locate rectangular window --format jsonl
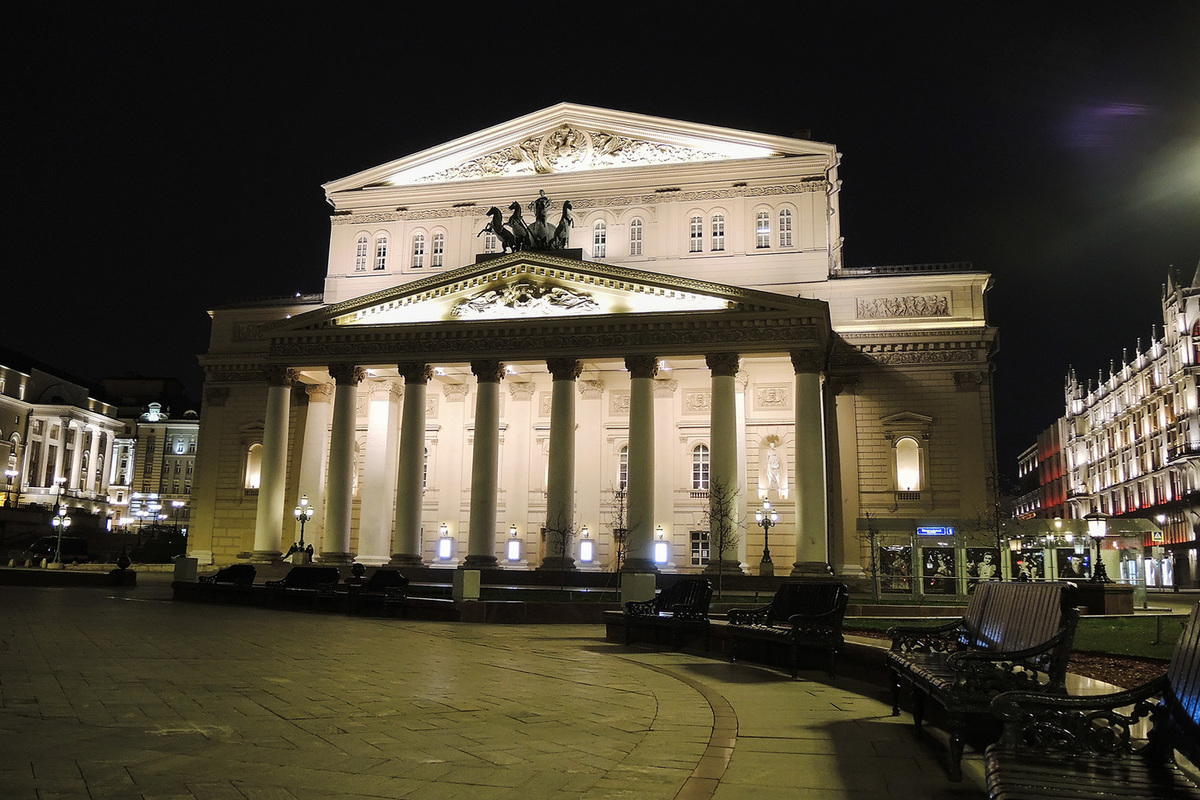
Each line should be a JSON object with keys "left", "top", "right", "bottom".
{"left": 689, "top": 217, "right": 703, "bottom": 252}
{"left": 690, "top": 530, "right": 709, "bottom": 566}
{"left": 432, "top": 234, "right": 444, "bottom": 268}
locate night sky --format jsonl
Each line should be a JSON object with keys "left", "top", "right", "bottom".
{"left": 9, "top": 3, "right": 1199, "bottom": 485}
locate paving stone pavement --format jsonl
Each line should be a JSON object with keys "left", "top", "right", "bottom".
{"left": 0, "top": 579, "right": 986, "bottom": 799}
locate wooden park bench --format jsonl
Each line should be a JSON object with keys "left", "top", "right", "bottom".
{"left": 344, "top": 568, "right": 409, "bottom": 615}
{"left": 985, "top": 600, "right": 1200, "bottom": 799}
{"left": 263, "top": 565, "right": 342, "bottom": 608}
{"left": 623, "top": 577, "right": 713, "bottom": 650}
{"left": 726, "top": 581, "right": 849, "bottom": 679}
{"left": 886, "top": 581, "right": 1079, "bottom": 781}
{"left": 196, "top": 563, "right": 256, "bottom": 601}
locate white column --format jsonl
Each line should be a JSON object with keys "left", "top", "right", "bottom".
{"left": 438, "top": 383, "right": 470, "bottom": 561}
{"left": 52, "top": 418, "right": 67, "bottom": 488}
{"left": 295, "top": 383, "right": 334, "bottom": 553}
{"left": 734, "top": 371, "right": 749, "bottom": 568}
{"left": 86, "top": 427, "right": 100, "bottom": 495}
{"left": 322, "top": 364, "right": 363, "bottom": 564}
{"left": 955, "top": 371, "right": 990, "bottom": 516}
{"left": 706, "top": 353, "right": 743, "bottom": 575}
{"left": 791, "top": 350, "right": 832, "bottom": 575}
{"left": 575, "top": 380, "right": 605, "bottom": 565}
{"left": 465, "top": 359, "right": 503, "bottom": 569}
{"left": 831, "top": 376, "right": 865, "bottom": 577}
{"left": 623, "top": 355, "right": 658, "bottom": 572}
{"left": 540, "top": 359, "right": 580, "bottom": 570}
{"left": 392, "top": 363, "right": 432, "bottom": 566}
{"left": 504, "top": 379, "right": 535, "bottom": 566}
{"left": 358, "top": 380, "right": 402, "bottom": 565}
{"left": 251, "top": 367, "right": 295, "bottom": 559}
{"left": 68, "top": 421, "right": 85, "bottom": 491}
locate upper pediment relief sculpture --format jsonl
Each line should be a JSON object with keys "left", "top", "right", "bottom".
{"left": 419, "top": 125, "right": 727, "bottom": 182}
{"left": 451, "top": 281, "right": 600, "bottom": 319}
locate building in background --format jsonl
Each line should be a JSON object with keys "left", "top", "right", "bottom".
{"left": 191, "top": 104, "right": 998, "bottom": 595}
{"left": 1023, "top": 265, "right": 1200, "bottom": 589}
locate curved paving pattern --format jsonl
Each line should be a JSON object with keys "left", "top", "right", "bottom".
{"left": 0, "top": 580, "right": 988, "bottom": 798}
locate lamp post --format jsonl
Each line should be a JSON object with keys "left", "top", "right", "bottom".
{"left": 293, "top": 494, "right": 314, "bottom": 549}
{"left": 4, "top": 469, "right": 17, "bottom": 507}
{"left": 49, "top": 505, "right": 71, "bottom": 569}
{"left": 755, "top": 499, "right": 778, "bottom": 577}
{"left": 1086, "top": 511, "right": 1111, "bottom": 583}
{"left": 171, "top": 499, "right": 185, "bottom": 533}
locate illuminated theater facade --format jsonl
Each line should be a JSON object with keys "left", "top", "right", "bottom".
{"left": 190, "top": 104, "right": 997, "bottom": 588}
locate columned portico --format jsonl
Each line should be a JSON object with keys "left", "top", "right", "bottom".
{"left": 464, "top": 359, "right": 503, "bottom": 569}
{"left": 790, "top": 351, "right": 832, "bottom": 575}
{"left": 540, "top": 358, "right": 581, "bottom": 570}
{"left": 623, "top": 355, "right": 658, "bottom": 572}
{"left": 322, "top": 364, "right": 363, "bottom": 564}
{"left": 251, "top": 367, "right": 295, "bottom": 560}
{"left": 392, "top": 363, "right": 432, "bottom": 566}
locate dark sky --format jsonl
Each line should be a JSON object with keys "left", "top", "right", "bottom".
{"left": 8, "top": 3, "right": 1199, "bottom": 485}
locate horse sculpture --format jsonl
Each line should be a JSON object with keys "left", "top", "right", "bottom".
{"left": 507, "top": 201, "right": 533, "bottom": 251}
{"left": 551, "top": 200, "right": 573, "bottom": 249}
{"left": 478, "top": 207, "right": 520, "bottom": 253}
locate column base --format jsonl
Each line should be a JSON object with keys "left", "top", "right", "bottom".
{"left": 389, "top": 553, "right": 426, "bottom": 568}
{"left": 462, "top": 554, "right": 498, "bottom": 569}
{"left": 836, "top": 563, "right": 867, "bottom": 579}
{"left": 537, "top": 556, "right": 577, "bottom": 571}
{"left": 758, "top": 559, "right": 775, "bottom": 577}
{"left": 704, "top": 559, "right": 745, "bottom": 576}
{"left": 247, "top": 550, "right": 283, "bottom": 564}
{"left": 791, "top": 561, "right": 834, "bottom": 577}
{"left": 318, "top": 551, "right": 356, "bottom": 565}
{"left": 621, "top": 557, "right": 659, "bottom": 573}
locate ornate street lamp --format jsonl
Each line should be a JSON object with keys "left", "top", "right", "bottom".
{"left": 1085, "top": 511, "right": 1111, "bottom": 583}
{"left": 171, "top": 499, "right": 185, "bottom": 533}
{"left": 755, "top": 499, "right": 778, "bottom": 576}
{"left": 293, "top": 494, "right": 314, "bottom": 549}
{"left": 49, "top": 505, "right": 71, "bottom": 569}
{"left": 4, "top": 469, "right": 17, "bottom": 507}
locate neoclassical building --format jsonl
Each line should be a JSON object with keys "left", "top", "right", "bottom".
{"left": 190, "top": 104, "right": 997, "bottom": 589}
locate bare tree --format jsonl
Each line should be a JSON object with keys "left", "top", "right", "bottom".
{"left": 701, "top": 475, "right": 742, "bottom": 598}
{"left": 540, "top": 509, "right": 577, "bottom": 591}
{"left": 606, "top": 487, "right": 630, "bottom": 574}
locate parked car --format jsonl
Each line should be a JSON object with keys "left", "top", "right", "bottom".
{"left": 22, "top": 535, "right": 90, "bottom": 564}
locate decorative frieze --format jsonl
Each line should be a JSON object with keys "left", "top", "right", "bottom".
{"left": 610, "top": 392, "right": 631, "bottom": 415}
{"left": 856, "top": 294, "right": 950, "bottom": 319}
{"left": 754, "top": 384, "right": 791, "bottom": 411}
{"left": 684, "top": 391, "right": 711, "bottom": 413}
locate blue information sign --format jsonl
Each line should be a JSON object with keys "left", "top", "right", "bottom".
{"left": 916, "top": 526, "right": 955, "bottom": 537}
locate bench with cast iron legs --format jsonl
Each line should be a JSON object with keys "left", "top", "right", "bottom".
{"left": 726, "top": 581, "right": 849, "bottom": 679}
{"left": 985, "top": 600, "right": 1200, "bottom": 799}
{"left": 623, "top": 577, "right": 713, "bottom": 650}
{"left": 886, "top": 581, "right": 1079, "bottom": 781}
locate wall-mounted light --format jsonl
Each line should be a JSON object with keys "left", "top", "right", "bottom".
{"left": 437, "top": 522, "right": 454, "bottom": 561}
{"left": 506, "top": 524, "right": 521, "bottom": 562}
{"left": 579, "top": 525, "right": 593, "bottom": 564}
{"left": 653, "top": 525, "right": 669, "bottom": 565}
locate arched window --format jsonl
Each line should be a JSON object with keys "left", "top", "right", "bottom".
{"left": 374, "top": 236, "right": 388, "bottom": 270}
{"left": 79, "top": 452, "right": 89, "bottom": 489}
{"left": 711, "top": 214, "right": 725, "bottom": 251}
{"left": 692, "top": 444, "right": 710, "bottom": 491}
{"left": 618, "top": 445, "right": 629, "bottom": 490}
{"left": 629, "top": 218, "right": 643, "bottom": 256}
{"left": 755, "top": 211, "right": 771, "bottom": 248}
{"left": 593, "top": 221, "right": 607, "bottom": 258}
{"left": 896, "top": 437, "right": 921, "bottom": 491}
{"left": 244, "top": 443, "right": 263, "bottom": 489}
{"left": 411, "top": 233, "right": 425, "bottom": 269}
{"left": 778, "top": 209, "right": 793, "bottom": 247}
{"left": 431, "top": 232, "right": 445, "bottom": 268}
{"left": 689, "top": 215, "right": 703, "bottom": 252}
{"left": 354, "top": 235, "right": 369, "bottom": 272}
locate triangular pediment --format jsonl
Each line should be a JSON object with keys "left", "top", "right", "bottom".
{"left": 266, "top": 252, "right": 824, "bottom": 334}
{"left": 324, "top": 103, "right": 835, "bottom": 193}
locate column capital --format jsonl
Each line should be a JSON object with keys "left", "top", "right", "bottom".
{"left": 398, "top": 362, "right": 434, "bottom": 384}
{"left": 263, "top": 366, "right": 299, "bottom": 387}
{"left": 305, "top": 383, "right": 334, "bottom": 403}
{"left": 547, "top": 358, "right": 583, "bottom": 381}
{"left": 790, "top": 349, "right": 825, "bottom": 374}
{"left": 328, "top": 364, "right": 366, "bottom": 385}
{"left": 705, "top": 353, "right": 740, "bottom": 377}
{"left": 625, "top": 355, "right": 659, "bottom": 380}
{"left": 368, "top": 379, "right": 403, "bottom": 403}
{"left": 954, "top": 370, "right": 985, "bottom": 390}
{"left": 204, "top": 387, "right": 230, "bottom": 407}
{"left": 471, "top": 360, "right": 506, "bottom": 383}
{"left": 508, "top": 381, "right": 536, "bottom": 400}
{"left": 827, "top": 374, "right": 859, "bottom": 396}
{"left": 578, "top": 379, "right": 605, "bottom": 398}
